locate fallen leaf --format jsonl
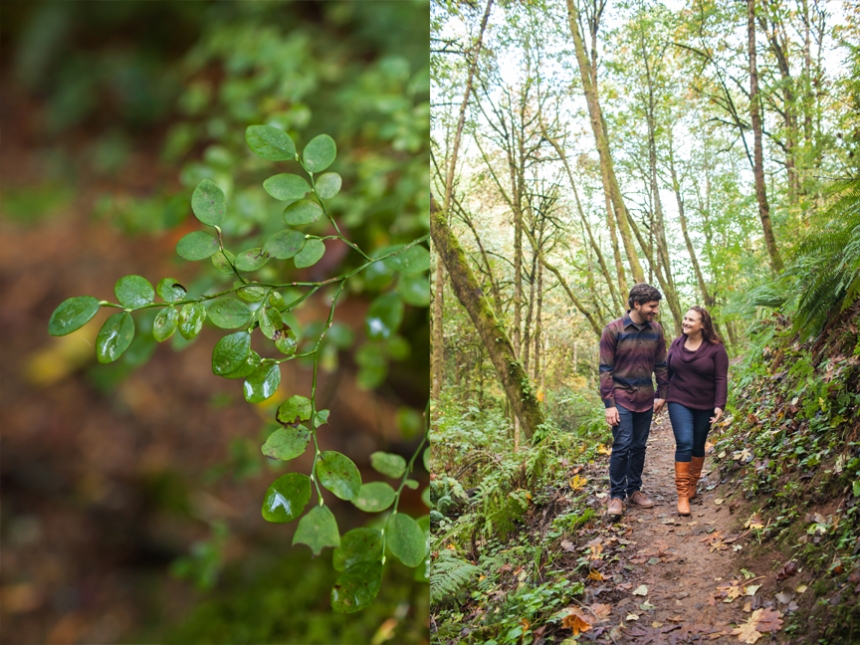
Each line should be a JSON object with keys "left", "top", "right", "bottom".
{"left": 640, "top": 601, "right": 656, "bottom": 610}
{"left": 743, "top": 601, "right": 752, "bottom": 612}
{"left": 652, "top": 621, "right": 664, "bottom": 628}
{"left": 745, "top": 513, "right": 764, "bottom": 530}
{"left": 588, "top": 569, "right": 604, "bottom": 582}
{"left": 626, "top": 613, "right": 639, "bottom": 621}
{"left": 597, "top": 444, "right": 612, "bottom": 455}
{"left": 632, "top": 585, "right": 648, "bottom": 596}
{"left": 570, "top": 475, "right": 588, "bottom": 491}
{"left": 753, "top": 607, "right": 783, "bottom": 633}
{"left": 561, "top": 608, "right": 591, "bottom": 636}
{"left": 796, "top": 584, "right": 807, "bottom": 594}
{"left": 715, "top": 498, "right": 724, "bottom": 505}
{"left": 588, "top": 603, "right": 612, "bottom": 622}
{"left": 775, "top": 591, "right": 795, "bottom": 604}
{"left": 776, "top": 561, "right": 798, "bottom": 580}
{"left": 744, "top": 584, "right": 762, "bottom": 596}
{"left": 561, "top": 539, "right": 576, "bottom": 552}
{"left": 733, "top": 621, "right": 763, "bottom": 644}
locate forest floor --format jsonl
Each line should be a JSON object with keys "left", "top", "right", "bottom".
{"left": 572, "top": 415, "right": 789, "bottom": 645}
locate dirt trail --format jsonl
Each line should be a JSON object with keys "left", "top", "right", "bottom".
{"left": 592, "top": 414, "right": 754, "bottom": 644}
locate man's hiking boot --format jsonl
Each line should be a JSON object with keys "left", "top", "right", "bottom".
{"left": 628, "top": 491, "right": 654, "bottom": 508}
{"left": 607, "top": 497, "right": 624, "bottom": 521}
{"left": 675, "top": 462, "right": 691, "bottom": 516}
{"left": 688, "top": 456, "right": 705, "bottom": 500}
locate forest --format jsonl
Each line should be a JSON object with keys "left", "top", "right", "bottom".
{"left": 429, "top": 0, "right": 859, "bottom": 644}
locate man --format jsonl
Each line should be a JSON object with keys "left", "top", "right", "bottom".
{"left": 599, "top": 283, "right": 669, "bottom": 520}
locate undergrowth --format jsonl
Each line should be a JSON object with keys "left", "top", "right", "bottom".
{"left": 710, "top": 307, "right": 860, "bottom": 644}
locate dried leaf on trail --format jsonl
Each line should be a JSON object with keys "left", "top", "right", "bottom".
{"left": 569, "top": 474, "right": 588, "bottom": 491}
{"left": 626, "top": 613, "right": 639, "bottom": 621}
{"left": 753, "top": 607, "right": 783, "bottom": 633}
{"left": 733, "top": 620, "right": 764, "bottom": 644}
{"left": 745, "top": 513, "right": 765, "bottom": 530}
{"left": 561, "top": 607, "right": 591, "bottom": 635}
{"left": 632, "top": 584, "right": 648, "bottom": 596}
{"left": 560, "top": 539, "right": 576, "bottom": 552}
{"left": 775, "top": 591, "right": 795, "bottom": 604}
{"left": 588, "top": 569, "right": 604, "bottom": 582}
{"left": 716, "top": 580, "right": 744, "bottom": 602}
{"left": 597, "top": 444, "right": 612, "bottom": 455}
{"left": 588, "top": 603, "right": 612, "bottom": 621}
{"left": 744, "top": 584, "right": 761, "bottom": 596}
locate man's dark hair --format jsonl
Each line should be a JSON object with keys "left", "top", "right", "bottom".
{"left": 628, "top": 283, "right": 662, "bottom": 310}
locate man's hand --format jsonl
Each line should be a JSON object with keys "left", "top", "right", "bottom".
{"left": 653, "top": 398, "right": 665, "bottom": 414}
{"left": 710, "top": 407, "right": 723, "bottom": 424}
{"left": 605, "top": 407, "right": 620, "bottom": 426}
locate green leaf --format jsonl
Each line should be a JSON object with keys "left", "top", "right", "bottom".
{"left": 268, "top": 291, "right": 288, "bottom": 311}
{"left": 115, "top": 275, "right": 154, "bottom": 309}
{"left": 370, "top": 452, "right": 407, "bottom": 479}
{"left": 294, "top": 239, "right": 325, "bottom": 268}
{"left": 403, "top": 479, "right": 419, "bottom": 490}
{"left": 191, "top": 179, "right": 226, "bottom": 227}
{"left": 264, "top": 229, "right": 306, "bottom": 260}
{"left": 331, "top": 561, "right": 383, "bottom": 614}
{"left": 258, "top": 306, "right": 281, "bottom": 339}
{"left": 261, "top": 473, "right": 311, "bottom": 523}
{"left": 211, "top": 249, "right": 236, "bottom": 274}
{"left": 245, "top": 125, "right": 296, "bottom": 161}
{"left": 313, "top": 409, "right": 330, "bottom": 428}
{"left": 423, "top": 448, "right": 430, "bottom": 472}
{"left": 261, "top": 426, "right": 311, "bottom": 461}
{"left": 263, "top": 173, "right": 311, "bottom": 201}
{"left": 234, "top": 248, "right": 270, "bottom": 272}
{"left": 333, "top": 528, "right": 382, "bottom": 572}
{"left": 363, "top": 259, "right": 394, "bottom": 290}
{"left": 153, "top": 307, "right": 178, "bottom": 342}
{"left": 421, "top": 487, "right": 431, "bottom": 508}
{"left": 48, "top": 296, "right": 100, "bottom": 336}
{"left": 96, "top": 312, "right": 135, "bottom": 363}
{"left": 243, "top": 362, "right": 281, "bottom": 403}
{"left": 383, "top": 244, "right": 430, "bottom": 274}
{"left": 316, "top": 451, "right": 362, "bottom": 501}
{"left": 157, "top": 278, "right": 187, "bottom": 303}
{"left": 854, "top": 480, "right": 860, "bottom": 497}
{"left": 276, "top": 395, "right": 312, "bottom": 425}
{"left": 302, "top": 134, "right": 336, "bottom": 172}
{"left": 237, "top": 284, "right": 266, "bottom": 303}
{"left": 387, "top": 512, "right": 426, "bottom": 567}
{"left": 212, "top": 331, "right": 251, "bottom": 375}
{"left": 274, "top": 327, "right": 298, "bottom": 355}
{"left": 178, "top": 302, "right": 206, "bottom": 340}
{"left": 293, "top": 505, "right": 340, "bottom": 556}
{"left": 177, "top": 231, "right": 220, "bottom": 261}
{"left": 366, "top": 292, "right": 404, "bottom": 340}
{"left": 315, "top": 172, "right": 342, "bottom": 199}
{"left": 353, "top": 482, "right": 396, "bottom": 513}
{"left": 207, "top": 298, "right": 251, "bottom": 329}
{"left": 283, "top": 199, "right": 323, "bottom": 226}
{"left": 223, "top": 350, "right": 261, "bottom": 379}
{"left": 397, "top": 274, "right": 431, "bottom": 307}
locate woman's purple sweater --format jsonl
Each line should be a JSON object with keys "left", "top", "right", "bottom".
{"left": 666, "top": 336, "right": 729, "bottom": 410}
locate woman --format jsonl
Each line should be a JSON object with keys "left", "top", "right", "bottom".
{"left": 667, "top": 306, "right": 728, "bottom": 516}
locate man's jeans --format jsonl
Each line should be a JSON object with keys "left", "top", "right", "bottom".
{"left": 609, "top": 403, "right": 653, "bottom": 500}
{"left": 667, "top": 402, "right": 713, "bottom": 462}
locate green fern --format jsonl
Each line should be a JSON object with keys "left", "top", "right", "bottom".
{"left": 792, "top": 179, "right": 860, "bottom": 338}
{"left": 430, "top": 550, "right": 478, "bottom": 605}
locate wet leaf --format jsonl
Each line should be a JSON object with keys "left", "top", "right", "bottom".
{"left": 115, "top": 275, "right": 154, "bottom": 309}
{"left": 315, "top": 172, "right": 341, "bottom": 199}
{"left": 333, "top": 527, "right": 382, "bottom": 572}
{"left": 222, "top": 350, "right": 260, "bottom": 379}
{"left": 293, "top": 505, "right": 340, "bottom": 555}
{"left": 192, "top": 179, "right": 226, "bottom": 227}
{"left": 157, "top": 278, "right": 186, "bottom": 303}
{"left": 210, "top": 249, "right": 236, "bottom": 274}
{"left": 179, "top": 302, "right": 206, "bottom": 339}
{"left": 153, "top": 307, "right": 178, "bottom": 342}
{"left": 294, "top": 239, "right": 325, "bottom": 268}
{"left": 316, "top": 451, "right": 361, "bottom": 501}
{"left": 261, "top": 426, "right": 311, "bottom": 461}
{"left": 261, "top": 473, "right": 311, "bottom": 523}
{"left": 177, "top": 231, "right": 220, "bottom": 261}
{"left": 263, "top": 173, "right": 311, "bottom": 201}
{"left": 331, "top": 561, "right": 382, "bottom": 614}
{"left": 276, "top": 395, "right": 312, "bottom": 425}
{"left": 96, "top": 312, "right": 135, "bottom": 363}
{"left": 234, "top": 248, "right": 269, "bottom": 272}
{"left": 48, "top": 296, "right": 100, "bottom": 336}
{"left": 382, "top": 244, "right": 430, "bottom": 274}
{"left": 366, "top": 292, "right": 404, "bottom": 340}
{"left": 283, "top": 199, "right": 323, "bottom": 226}
{"left": 246, "top": 124, "right": 295, "bottom": 161}
{"left": 243, "top": 362, "right": 280, "bottom": 402}
{"left": 237, "top": 284, "right": 266, "bottom": 303}
{"left": 212, "top": 331, "right": 251, "bottom": 375}
{"left": 370, "top": 451, "right": 407, "bottom": 479}
{"left": 274, "top": 326, "right": 298, "bottom": 355}
{"left": 207, "top": 298, "right": 251, "bottom": 329}
{"left": 264, "top": 229, "right": 305, "bottom": 260}
{"left": 397, "top": 274, "right": 431, "bottom": 307}
{"left": 387, "top": 512, "right": 426, "bottom": 567}
{"left": 353, "top": 482, "right": 396, "bottom": 513}
{"left": 302, "top": 134, "right": 336, "bottom": 172}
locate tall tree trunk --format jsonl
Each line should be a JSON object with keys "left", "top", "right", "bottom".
{"left": 748, "top": 0, "right": 785, "bottom": 273}
{"left": 523, "top": 245, "right": 537, "bottom": 374}
{"left": 565, "top": 0, "right": 645, "bottom": 285}
{"left": 432, "top": 0, "right": 494, "bottom": 405}
{"left": 534, "top": 260, "right": 543, "bottom": 383}
{"left": 431, "top": 196, "right": 545, "bottom": 437}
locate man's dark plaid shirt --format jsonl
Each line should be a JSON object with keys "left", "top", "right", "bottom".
{"left": 599, "top": 313, "right": 669, "bottom": 413}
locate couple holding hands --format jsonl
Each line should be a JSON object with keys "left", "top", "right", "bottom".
{"left": 599, "top": 284, "right": 728, "bottom": 519}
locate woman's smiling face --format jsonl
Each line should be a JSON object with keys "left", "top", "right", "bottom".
{"left": 682, "top": 309, "right": 703, "bottom": 336}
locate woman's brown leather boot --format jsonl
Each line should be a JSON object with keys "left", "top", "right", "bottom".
{"left": 688, "top": 456, "right": 705, "bottom": 500}
{"left": 675, "top": 462, "right": 691, "bottom": 516}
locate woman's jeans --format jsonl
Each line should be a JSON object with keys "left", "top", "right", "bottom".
{"left": 609, "top": 403, "right": 653, "bottom": 500}
{"left": 668, "top": 402, "right": 713, "bottom": 462}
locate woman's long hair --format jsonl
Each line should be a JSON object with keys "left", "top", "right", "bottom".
{"left": 689, "top": 305, "right": 722, "bottom": 344}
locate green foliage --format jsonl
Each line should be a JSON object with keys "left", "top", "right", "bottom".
{"left": 430, "top": 549, "right": 478, "bottom": 605}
